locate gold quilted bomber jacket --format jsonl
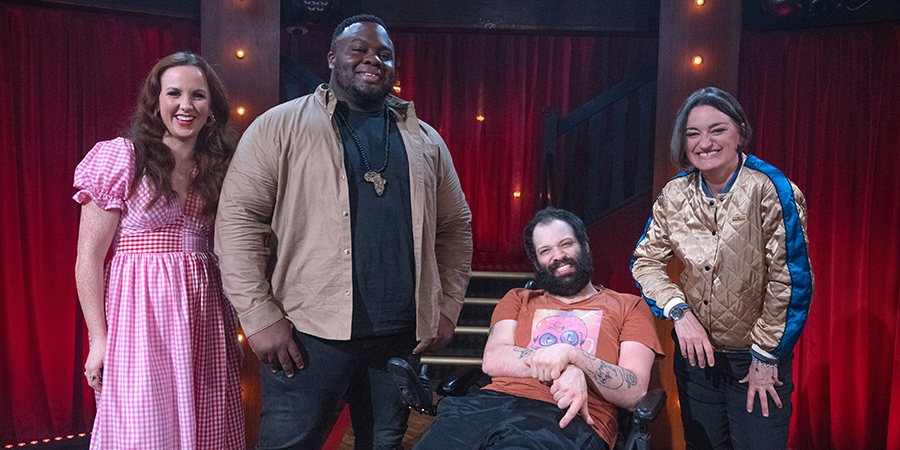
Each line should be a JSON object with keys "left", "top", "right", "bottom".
{"left": 632, "top": 155, "right": 813, "bottom": 359}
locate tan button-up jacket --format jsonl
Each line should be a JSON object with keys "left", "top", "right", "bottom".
{"left": 215, "top": 85, "right": 473, "bottom": 340}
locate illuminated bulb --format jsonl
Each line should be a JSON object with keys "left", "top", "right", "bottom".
{"left": 237, "top": 333, "right": 245, "bottom": 342}
{"left": 696, "top": 0, "right": 704, "bottom": 5}
{"left": 29, "top": 442, "right": 37, "bottom": 446}
{"left": 393, "top": 85, "right": 401, "bottom": 93}
{"left": 476, "top": 115, "right": 485, "bottom": 122}
{"left": 77, "top": 433, "right": 86, "bottom": 437}
{"left": 236, "top": 49, "right": 245, "bottom": 59}
{"left": 513, "top": 191, "right": 521, "bottom": 198}
{"left": 237, "top": 107, "right": 246, "bottom": 116}
{"left": 692, "top": 55, "right": 703, "bottom": 65}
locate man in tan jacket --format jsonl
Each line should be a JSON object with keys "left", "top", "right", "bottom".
{"left": 215, "top": 14, "right": 472, "bottom": 449}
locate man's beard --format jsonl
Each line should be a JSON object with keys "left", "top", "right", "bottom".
{"left": 533, "top": 248, "right": 594, "bottom": 297}
{"left": 333, "top": 67, "right": 393, "bottom": 109}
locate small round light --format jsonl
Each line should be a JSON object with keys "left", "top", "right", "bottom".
{"left": 513, "top": 191, "right": 521, "bottom": 198}
{"left": 393, "top": 86, "right": 401, "bottom": 93}
{"left": 235, "top": 49, "right": 245, "bottom": 59}
{"left": 236, "top": 107, "right": 246, "bottom": 116}
{"left": 696, "top": 0, "right": 705, "bottom": 5}
{"left": 476, "top": 115, "right": 485, "bottom": 122}
{"left": 237, "top": 333, "right": 245, "bottom": 342}
{"left": 692, "top": 55, "right": 703, "bottom": 65}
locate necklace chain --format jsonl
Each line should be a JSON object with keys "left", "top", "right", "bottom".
{"left": 334, "top": 107, "right": 391, "bottom": 174}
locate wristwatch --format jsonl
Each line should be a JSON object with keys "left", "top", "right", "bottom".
{"left": 670, "top": 304, "right": 692, "bottom": 322}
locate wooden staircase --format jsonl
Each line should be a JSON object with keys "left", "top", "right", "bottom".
{"left": 421, "top": 271, "right": 533, "bottom": 370}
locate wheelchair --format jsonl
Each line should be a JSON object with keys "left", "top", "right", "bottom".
{"left": 388, "top": 356, "right": 665, "bottom": 450}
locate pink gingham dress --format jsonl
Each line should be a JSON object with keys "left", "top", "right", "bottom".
{"left": 74, "top": 138, "right": 244, "bottom": 449}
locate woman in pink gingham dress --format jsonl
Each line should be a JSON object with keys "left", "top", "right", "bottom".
{"left": 74, "top": 53, "right": 244, "bottom": 449}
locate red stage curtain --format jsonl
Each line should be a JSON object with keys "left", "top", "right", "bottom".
{"left": 0, "top": 3, "right": 199, "bottom": 443}
{"left": 286, "top": 30, "right": 658, "bottom": 272}
{"left": 386, "top": 31, "right": 659, "bottom": 271}
{"left": 739, "top": 24, "right": 900, "bottom": 449}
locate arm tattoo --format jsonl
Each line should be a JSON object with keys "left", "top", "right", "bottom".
{"left": 593, "top": 360, "right": 638, "bottom": 390}
{"left": 513, "top": 347, "right": 533, "bottom": 359}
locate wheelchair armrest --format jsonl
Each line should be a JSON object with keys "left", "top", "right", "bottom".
{"left": 436, "top": 366, "right": 485, "bottom": 397}
{"left": 632, "top": 388, "right": 666, "bottom": 421}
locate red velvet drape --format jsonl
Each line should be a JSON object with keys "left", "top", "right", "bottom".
{"left": 0, "top": 4, "right": 199, "bottom": 443}
{"left": 5, "top": 3, "right": 897, "bottom": 448}
{"left": 370, "top": 30, "right": 659, "bottom": 271}
{"left": 739, "top": 24, "right": 900, "bottom": 449}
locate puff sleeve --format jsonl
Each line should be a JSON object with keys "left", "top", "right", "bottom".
{"left": 73, "top": 137, "right": 135, "bottom": 211}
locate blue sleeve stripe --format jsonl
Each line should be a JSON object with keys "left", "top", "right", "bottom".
{"left": 744, "top": 155, "right": 814, "bottom": 358}
{"left": 630, "top": 170, "right": 693, "bottom": 320}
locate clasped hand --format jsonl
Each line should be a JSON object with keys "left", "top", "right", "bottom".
{"left": 525, "top": 344, "right": 592, "bottom": 428}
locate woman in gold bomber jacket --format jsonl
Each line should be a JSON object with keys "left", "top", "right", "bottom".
{"left": 631, "top": 87, "right": 813, "bottom": 450}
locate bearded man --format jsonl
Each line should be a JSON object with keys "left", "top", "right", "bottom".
{"left": 215, "top": 14, "right": 473, "bottom": 449}
{"left": 415, "top": 207, "right": 662, "bottom": 450}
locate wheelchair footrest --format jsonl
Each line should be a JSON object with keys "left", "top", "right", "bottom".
{"left": 387, "top": 357, "right": 436, "bottom": 416}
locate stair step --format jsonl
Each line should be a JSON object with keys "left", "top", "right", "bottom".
{"left": 421, "top": 356, "right": 483, "bottom": 366}
{"left": 464, "top": 297, "right": 500, "bottom": 306}
{"left": 453, "top": 326, "right": 490, "bottom": 335}
{"left": 430, "top": 272, "right": 533, "bottom": 367}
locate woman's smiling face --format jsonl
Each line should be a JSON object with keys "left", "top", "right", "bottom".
{"left": 157, "top": 65, "right": 211, "bottom": 146}
{"left": 684, "top": 105, "right": 742, "bottom": 176}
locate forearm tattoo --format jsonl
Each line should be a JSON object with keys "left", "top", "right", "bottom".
{"left": 585, "top": 352, "right": 637, "bottom": 390}
{"left": 513, "top": 347, "right": 533, "bottom": 359}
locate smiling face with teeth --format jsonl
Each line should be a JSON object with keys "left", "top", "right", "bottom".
{"left": 157, "top": 65, "right": 212, "bottom": 149}
{"left": 327, "top": 21, "right": 396, "bottom": 111}
{"left": 684, "top": 105, "right": 743, "bottom": 183}
{"left": 531, "top": 219, "right": 594, "bottom": 297}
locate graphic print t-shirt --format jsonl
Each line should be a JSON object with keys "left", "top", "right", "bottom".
{"left": 483, "top": 288, "right": 663, "bottom": 446}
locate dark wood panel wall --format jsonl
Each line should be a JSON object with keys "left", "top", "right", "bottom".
{"left": 653, "top": 2, "right": 742, "bottom": 193}
{"left": 201, "top": 0, "right": 280, "bottom": 133}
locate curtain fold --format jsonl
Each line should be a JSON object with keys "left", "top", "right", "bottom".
{"left": 7, "top": 4, "right": 897, "bottom": 448}
{"left": 739, "top": 23, "right": 900, "bottom": 449}
{"left": 0, "top": 4, "right": 199, "bottom": 443}
{"left": 386, "top": 30, "right": 659, "bottom": 271}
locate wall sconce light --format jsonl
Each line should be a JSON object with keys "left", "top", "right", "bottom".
{"left": 513, "top": 191, "right": 521, "bottom": 198}
{"left": 476, "top": 115, "right": 485, "bottom": 122}
{"left": 236, "top": 107, "right": 246, "bottom": 116}
{"left": 692, "top": 55, "right": 703, "bottom": 66}
{"left": 393, "top": 80, "right": 401, "bottom": 94}
{"left": 235, "top": 49, "right": 245, "bottom": 59}
{"left": 696, "top": 0, "right": 705, "bottom": 5}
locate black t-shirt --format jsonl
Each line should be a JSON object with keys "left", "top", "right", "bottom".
{"left": 336, "top": 103, "right": 416, "bottom": 338}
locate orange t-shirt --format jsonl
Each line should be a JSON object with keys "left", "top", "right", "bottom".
{"left": 483, "top": 287, "right": 664, "bottom": 446}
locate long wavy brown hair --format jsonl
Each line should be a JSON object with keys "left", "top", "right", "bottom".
{"left": 127, "top": 52, "right": 234, "bottom": 221}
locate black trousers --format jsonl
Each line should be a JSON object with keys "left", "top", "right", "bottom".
{"left": 415, "top": 389, "right": 610, "bottom": 450}
{"left": 257, "top": 330, "right": 417, "bottom": 450}
{"left": 673, "top": 334, "right": 794, "bottom": 450}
